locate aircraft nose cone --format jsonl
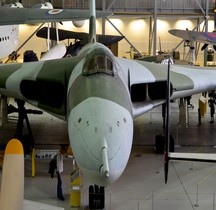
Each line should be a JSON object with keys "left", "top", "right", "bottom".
{"left": 68, "top": 97, "right": 133, "bottom": 186}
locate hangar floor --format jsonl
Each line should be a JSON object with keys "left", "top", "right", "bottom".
{"left": 1, "top": 94, "right": 216, "bottom": 210}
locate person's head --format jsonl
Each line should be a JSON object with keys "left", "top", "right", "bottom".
{"left": 60, "top": 145, "right": 67, "bottom": 154}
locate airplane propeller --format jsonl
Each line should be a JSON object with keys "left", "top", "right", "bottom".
{"left": 164, "top": 58, "right": 172, "bottom": 184}
{"left": 201, "top": 43, "right": 216, "bottom": 51}
{"left": 201, "top": 43, "right": 209, "bottom": 51}
{"left": 200, "top": 42, "right": 216, "bottom": 51}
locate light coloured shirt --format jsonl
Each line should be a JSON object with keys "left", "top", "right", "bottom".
{"left": 56, "top": 152, "right": 63, "bottom": 173}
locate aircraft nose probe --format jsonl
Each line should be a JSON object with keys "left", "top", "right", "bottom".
{"left": 100, "top": 138, "right": 110, "bottom": 179}
{"left": 67, "top": 95, "right": 133, "bottom": 186}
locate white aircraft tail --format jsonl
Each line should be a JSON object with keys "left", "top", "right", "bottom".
{"left": 89, "top": 0, "right": 96, "bottom": 44}
{"left": 0, "top": 139, "right": 24, "bottom": 210}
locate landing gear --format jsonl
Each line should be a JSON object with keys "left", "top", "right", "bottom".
{"left": 89, "top": 185, "right": 105, "bottom": 209}
{"left": 8, "top": 99, "right": 43, "bottom": 154}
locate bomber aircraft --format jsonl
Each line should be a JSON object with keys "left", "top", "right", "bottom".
{"left": 1, "top": 0, "right": 216, "bottom": 199}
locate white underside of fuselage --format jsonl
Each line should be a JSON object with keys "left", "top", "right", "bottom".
{"left": 68, "top": 97, "right": 133, "bottom": 186}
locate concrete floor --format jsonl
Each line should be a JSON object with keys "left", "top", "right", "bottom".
{"left": 1, "top": 95, "right": 216, "bottom": 210}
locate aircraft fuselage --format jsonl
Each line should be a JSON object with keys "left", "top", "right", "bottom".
{"left": 0, "top": 42, "right": 135, "bottom": 186}
{"left": 67, "top": 43, "right": 134, "bottom": 186}
{"left": 0, "top": 25, "right": 19, "bottom": 59}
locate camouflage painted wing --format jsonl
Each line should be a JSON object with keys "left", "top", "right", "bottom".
{"left": 122, "top": 59, "right": 216, "bottom": 117}
{"left": 0, "top": 7, "right": 111, "bottom": 25}
{"left": 135, "top": 60, "right": 216, "bottom": 99}
{"left": 0, "top": 58, "right": 77, "bottom": 119}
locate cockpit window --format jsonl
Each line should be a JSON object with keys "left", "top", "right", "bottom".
{"left": 88, "top": 58, "right": 95, "bottom": 71}
{"left": 98, "top": 56, "right": 106, "bottom": 69}
{"left": 83, "top": 54, "right": 116, "bottom": 76}
{"left": 107, "top": 58, "right": 113, "bottom": 71}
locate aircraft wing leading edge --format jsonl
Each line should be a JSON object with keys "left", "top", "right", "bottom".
{"left": 1, "top": 58, "right": 216, "bottom": 120}
{"left": 138, "top": 61, "right": 216, "bottom": 97}
{"left": 0, "top": 57, "right": 79, "bottom": 119}
{"left": 0, "top": 7, "right": 111, "bottom": 25}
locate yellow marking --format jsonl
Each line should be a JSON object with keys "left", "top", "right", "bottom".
{"left": 5, "top": 139, "right": 24, "bottom": 154}
{"left": 32, "top": 148, "right": 35, "bottom": 177}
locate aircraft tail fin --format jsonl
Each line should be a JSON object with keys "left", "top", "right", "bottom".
{"left": 89, "top": 0, "right": 97, "bottom": 44}
{"left": 0, "top": 139, "right": 24, "bottom": 210}
{"left": 40, "top": 44, "right": 66, "bottom": 61}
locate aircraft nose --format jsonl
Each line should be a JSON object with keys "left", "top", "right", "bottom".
{"left": 68, "top": 97, "right": 133, "bottom": 186}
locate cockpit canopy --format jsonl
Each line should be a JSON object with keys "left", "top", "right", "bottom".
{"left": 82, "top": 44, "right": 117, "bottom": 76}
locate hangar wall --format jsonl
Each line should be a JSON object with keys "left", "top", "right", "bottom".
{"left": 14, "top": 17, "right": 214, "bottom": 66}
{"left": 1, "top": 0, "right": 215, "bottom": 65}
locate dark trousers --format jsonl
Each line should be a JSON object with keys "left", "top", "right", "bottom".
{"left": 56, "top": 172, "right": 63, "bottom": 198}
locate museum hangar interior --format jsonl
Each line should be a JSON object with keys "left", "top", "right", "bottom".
{"left": 1, "top": 0, "right": 216, "bottom": 210}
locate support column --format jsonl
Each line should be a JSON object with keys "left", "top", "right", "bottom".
{"left": 148, "top": 17, "right": 153, "bottom": 56}
{"left": 102, "top": 0, "right": 106, "bottom": 35}
{"left": 153, "top": 0, "right": 157, "bottom": 56}
{"left": 204, "top": 0, "right": 209, "bottom": 66}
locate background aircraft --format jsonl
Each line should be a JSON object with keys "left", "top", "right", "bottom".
{"left": 0, "top": 4, "right": 110, "bottom": 26}
{"left": 36, "top": 26, "right": 124, "bottom": 56}
{"left": 36, "top": 26, "right": 124, "bottom": 45}
{"left": 0, "top": 2, "right": 23, "bottom": 59}
{"left": 0, "top": 25, "right": 19, "bottom": 59}
{"left": 0, "top": 2, "right": 60, "bottom": 61}
{"left": 169, "top": 29, "right": 216, "bottom": 51}
{"left": 0, "top": 2, "right": 110, "bottom": 61}
{"left": 1, "top": 0, "right": 216, "bottom": 191}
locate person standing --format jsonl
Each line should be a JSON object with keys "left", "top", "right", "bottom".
{"left": 209, "top": 97, "right": 215, "bottom": 124}
{"left": 56, "top": 145, "right": 66, "bottom": 201}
